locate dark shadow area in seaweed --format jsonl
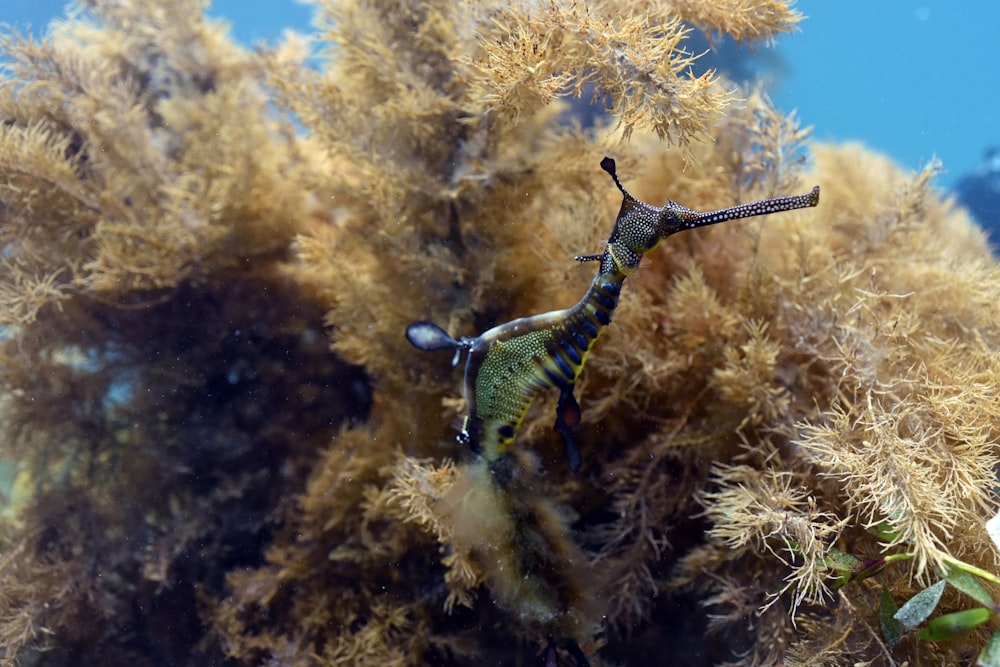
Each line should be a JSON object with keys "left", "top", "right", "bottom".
{"left": 0, "top": 277, "right": 371, "bottom": 666}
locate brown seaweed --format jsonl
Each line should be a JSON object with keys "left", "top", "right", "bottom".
{"left": 2, "top": 1, "right": 999, "bottom": 666}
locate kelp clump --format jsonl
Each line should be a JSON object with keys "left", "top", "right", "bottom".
{"left": 1, "top": 0, "right": 999, "bottom": 666}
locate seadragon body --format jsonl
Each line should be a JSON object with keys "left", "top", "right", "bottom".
{"left": 407, "top": 157, "right": 819, "bottom": 472}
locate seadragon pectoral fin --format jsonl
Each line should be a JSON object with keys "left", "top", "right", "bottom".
{"left": 554, "top": 386, "right": 583, "bottom": 473}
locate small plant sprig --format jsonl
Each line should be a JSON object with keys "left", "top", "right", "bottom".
{"left": 814, "top": 521, "right": 1000, "bottom": 665}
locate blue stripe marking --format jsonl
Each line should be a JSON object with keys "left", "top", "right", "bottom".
{"left": 595, "top": 292, "right": 617, "bottom": 310}
{"left": 552, "top": 351, "right": 574, "bottom": 379}
{"left": 561, "top": 340, "right": 582, "bottom": 365}
{"left": 544, "top": 367, "right": 566, "bottom": 387}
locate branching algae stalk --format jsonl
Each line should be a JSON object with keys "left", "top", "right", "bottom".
{"left": 408, "top": 158, "right": 819, "bottom": 472}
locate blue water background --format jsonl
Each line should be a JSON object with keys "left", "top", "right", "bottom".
{"left": 3, "top": 1, "right": 999, "bottom": 215}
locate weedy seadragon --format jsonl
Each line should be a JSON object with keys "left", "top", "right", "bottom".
{"left": 407, "top": 158, "right": 819, "bottom": 472}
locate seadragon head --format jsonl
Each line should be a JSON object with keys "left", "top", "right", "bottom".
{"left": 591, "top": 157, "right": 819, "bottom": 276}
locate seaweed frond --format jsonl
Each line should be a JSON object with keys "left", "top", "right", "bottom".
{"left": 667, "top": 0, "right": 806, "bottom": 43}
{"left": 696, "top": 463, "right": 847, "bottom": 613}
{"left": 470, "top": 4, "right": 734, "bottom": 144}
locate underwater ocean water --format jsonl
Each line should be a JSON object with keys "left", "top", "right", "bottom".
{"left": 4, "top": 0, "right": 999, "bottom": 233}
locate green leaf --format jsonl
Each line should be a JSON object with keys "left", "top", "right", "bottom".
{"left": 894, "top": 580, "right": 946, "bottom": 630}
{"left": 943, "top": 554, "right": 1000, "bottom": 588}
{"left": 822, "top": 546, "right": 862, "bottom": 590}
{"left": 870, "top": 520, "right": 901, "bottom": 543}
{"left": 823, "top": 546, "right": 860, "bottom": 572}
{"left": 978, "top": 628, "right": 1000, "bottom": 667}
{"left": 917, "top": 607, "right": 992, "bottom": 641}
{"left": 945, "top": 563, "right": 997, "bottom": 609}
{"left": 879, "top": 586, "right": 903, "bottom": 649}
